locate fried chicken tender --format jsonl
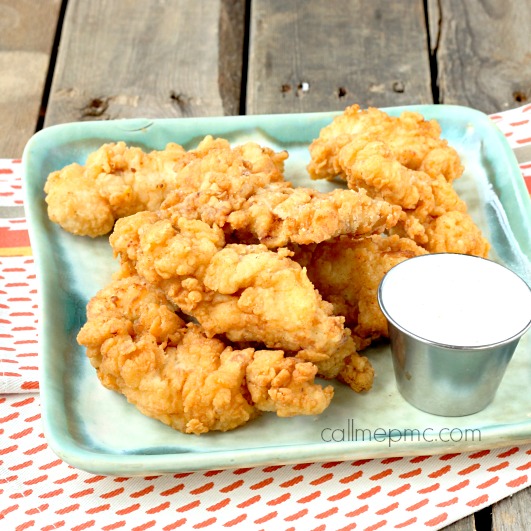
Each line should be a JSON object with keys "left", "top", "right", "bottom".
{"left": 316, "top": 133, "right": 486, "bottom": 257}
{"left": 246, "top": 351, "right": 334, "bottom": 416}
{"left": 109, "top": 211, "right": 355, "bottom": 370}
{"left": 308, "top": 104, "right": 463, "bottom": 183}
{"left": 338, "top": 352, "right": 375, "bottom": 392}
{"left": 160, "top": 144, "right": 399, "bottom": 248}
{"left": 224, "top": 183, "right": 401, "bottom": 248}
{"left": 44, "top": 135, "right": 287, "bottom": 237}
{"left": 77, "top": 275, "right": 334, "bottom": 434}
{"left": 306, "top": 104, "right": 490, "bottom": 257}
{"left": 76, "top": 275, "right": 256, "bottom": 434}
{"left": 339, "top": 139, "right": 467, "bottom": 224}
{"left": 44, "top": 142, "right": 187, "bottom": 237}
{"left": 302, "top": 234, "right": 428, "bottom": 348}
{"left": 160, "top": 136, "right": 288, "bottom": 228}
{"left": 424, "top": 211, "right": 491, "bottom": 256}
{"left": 336, "top": 138, "right": 483, "bottom": 251}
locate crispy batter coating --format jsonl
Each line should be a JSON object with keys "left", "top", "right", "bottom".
{"left": 424, "top": 211, "right": 490, "bottom": 257}
{"left": 109, "top": 211, "right": 353, "bottom": 368}
{"left": 308, "top": 104, "right": 463, "bottom": 182}
{"left": 225, "top": 183, "right": 401, "bottom": 247}
{"left": 302, "top": 235, "right": 428, "bottom": 348}
{"left": 76, "top": 275, "right": 256, "bottom": 434}
{"left": 338, "top": 352, "right": 375, "bottom": 392}
{"left": 160, "top": 136, "right": 288, "bottom": 229}
{"left": 44, "top": 136, "right": 287, "bottom": 237}
{"left": 77, "top": 275, "right": 335, "bottom": 434}
{"left": 246, "top": 351, "right": 334, "bottom": 417}
{"left": 335, "top": 138, "right": 482, "bottom": 250}
{"left": 160, "top": 147, "right": 400, "bottom": 248}
{"left": 44, "top": 142, "right": 187, "bottom": 237}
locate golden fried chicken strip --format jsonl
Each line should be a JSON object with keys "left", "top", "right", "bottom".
{"left": 155, "top": 135, "right": 399, "bottom": 248}
{"left": 171, "top": 135, "right": 287, "bottom": 183}
{"left": 138, "top": 136, "right": 286, "bottom": 210}
{"left": 246, "top": 351, "right": 333, "bottom": 417}
{"left": 109, "top": 212, "right": 353, "bottom": 368}
{"left": 224, "top": 183, "right": 401, "bottom": 248}
{"left": 338, "top": 139, "right": 465, "bottom": 216}
{"left": 45, "top": 136, "right": 287, "bottom": 238}
{"left": 424, "top": 211, "right": 490, "bottom": 257}
{"left": 76, "top": 275, "right": 257, "bottom": 434}
{"left": 302, "top": 234, "right": 428, "bottom": 348}
{"left": 205, "top": 244, "right": 372, "bottom": 390}
{"left": 44, "top": 141, "right": 187, "bottom": 237}
{"left": 160, "top": 136, "right": 288, "bottom": 227}
{"left": 308, "top": 104, "right": 463, "bottom": 182}
{"left": 77, "top": 275, "right": 335, "bottom": 434}
{"left": 336, "top": 139, "right": 489, "bottom": 254}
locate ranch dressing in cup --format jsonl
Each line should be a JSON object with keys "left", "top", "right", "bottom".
{"left": 378, "top": 253, "right": 531, "bottom": 416}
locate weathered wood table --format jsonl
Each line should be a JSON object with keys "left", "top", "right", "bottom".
{"left": 1, "top": 1, "right": 530, "bottom": 529}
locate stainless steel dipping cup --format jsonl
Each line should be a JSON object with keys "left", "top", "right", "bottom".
{"left": 378, "top": 254, "right": 531, "bottom": 417}
{"left": 384, "top": 321, "right": 527, "bottom": 416}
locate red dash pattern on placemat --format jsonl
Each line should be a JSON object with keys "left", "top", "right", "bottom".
{"left": 0, "top": 160, "right": 39, "bottom": 393}
{"left": 490, "top": 105, "right": 531, "bottom": 195}
{"left": 0, "top": 394, "right": 530, "bottom": 531}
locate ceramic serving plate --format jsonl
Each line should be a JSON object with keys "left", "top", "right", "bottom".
{"left": 23, "top": 105, "right": 531, "bottom": 476}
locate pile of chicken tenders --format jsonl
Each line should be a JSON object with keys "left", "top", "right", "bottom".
{"left": 44, "top": 105, "right": 490, "bottom": 434}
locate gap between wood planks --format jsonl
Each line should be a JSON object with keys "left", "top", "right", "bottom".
{"left": 423, "top": 0, "right": 440, "bottom": 104}
{"left": 238, "top": 0, "right": 252, "bottom": 115}
{"left": 36, "top": 0, "right": 69, "bottom": 131}
{"left": 475, "top": 506, "right": 492, "bottom": 531}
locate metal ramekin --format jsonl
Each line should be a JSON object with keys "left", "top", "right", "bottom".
{"left": 378, "top": 254, "right": 531, "bottom": 417}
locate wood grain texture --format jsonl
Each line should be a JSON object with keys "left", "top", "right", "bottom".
{"left": 441, "top": 515, "right": 477, "bottom": 531}
{"left": 246, "top": 0, "right": 433, "bottom": 115}
{"left": 0, "top": 0, "right": 61, "bottom": 157}
{"left": 492, "top": 487, "right": 531, "bottom": 531}
{"left": 429, "top": 0, "right": 531, "bottom": 113}
{"left": 44, "top": 0, "right": 246, "bottom": 126}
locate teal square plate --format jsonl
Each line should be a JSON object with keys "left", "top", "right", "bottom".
{"left": 23, "top": 105, "right": 531, "bottom": 476}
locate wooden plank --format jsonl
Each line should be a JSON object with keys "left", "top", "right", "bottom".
{"left": 441, "top": 515, "right": 477, "bottom": 531}
{"left": 492, "top": 487, "right": 531, "bottom": 531}
{"left": 246, "top": 0, "right": 433, "bottom": 115}
{"left": 428, "top": 0, "right": 531, "bottom": 113}
{"left": 0, "top": 0, "right": 62, "bottom": 157}
{"left": 44, "top": 0, "right": 246, "bottom": 127}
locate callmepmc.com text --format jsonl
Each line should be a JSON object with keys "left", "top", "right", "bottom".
{"left": 321, "top": 420, "right": 481, "bottom": 447}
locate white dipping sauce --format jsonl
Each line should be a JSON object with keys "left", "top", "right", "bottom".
{"left": 379, "top": 254, "right": 531, "bottom": 347}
